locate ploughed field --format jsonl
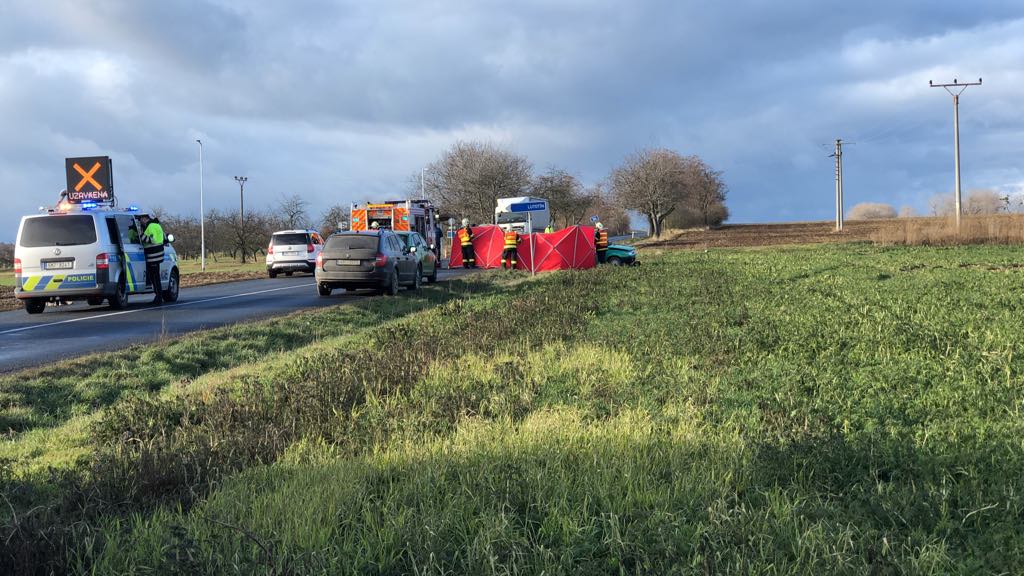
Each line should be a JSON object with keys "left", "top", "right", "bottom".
{"left": 2, "top": 244, "right": 1024, "bottom": 574}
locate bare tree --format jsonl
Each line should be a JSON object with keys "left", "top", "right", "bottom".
{"left": 848, "top": 202, "right": 897, "bottom": 220}
{"left": 532, "top": 167, "right": 593, "bottom": 228}
{"left": 691, "top": 163, "right": 729, "bottom": 227}
{"left": 610, "top": 148, "right": 700, "bottom": 238}
{"left": 0, "top": 242, "right": 13, "bottom": 268}
{"left": 929, "top": 193, "right": 955, "bottom": 216}
{"left": 964, "top": 189, "right": 1005, "bottom": 215}
{"left": 320, "top": 204, "right": 350, "bottom": 237}
{"left": 423, "top": 141, "right": 532, "bottom": 224}
{"left": 584, "top": 192, "right": 631, "bottom": 234}
{"left": 278, "top": 194, "right": 310, "bottom": 229}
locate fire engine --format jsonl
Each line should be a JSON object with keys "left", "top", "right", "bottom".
{"left": 350, "top": 200, "right": 439, "bottom": 247}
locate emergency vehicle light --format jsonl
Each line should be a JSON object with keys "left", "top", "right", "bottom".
{"left": 81, "top": 201, "right": 98, "bottom": 210}
{"left": 127, "top": 205, "right": 140, "bottom": 212}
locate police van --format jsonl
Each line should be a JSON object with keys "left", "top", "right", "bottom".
{"left": 13, "top": 202, "right": 179, "bottom": 314}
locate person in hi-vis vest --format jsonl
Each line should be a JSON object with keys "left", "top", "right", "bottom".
{"left": 457, "top": 219, "right": 476, "bottom": 268}
{"left": 501, "top": 228, "right": 521, "bottom": 270}
{"left": 139, "top": 214, "right": 166, "bottom": 305}
{"left": 595, "top": 222, "right": 609, "bottom": 264}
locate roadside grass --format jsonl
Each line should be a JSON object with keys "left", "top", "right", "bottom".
{"left": 4, "top": 244, "right": 1024, "bottom": 573}
{"left": 0, "top": 269, "right": 12, "bottom": 288}
{"left": 176, "top": 256, "right": 267, "bottom": 276}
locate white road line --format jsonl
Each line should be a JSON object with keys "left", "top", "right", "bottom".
{"left": 0, "top": 283, "right": 315, "bottom": 336}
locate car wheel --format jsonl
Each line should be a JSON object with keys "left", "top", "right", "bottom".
{"left": 108, "top": 276, "right": 128, "bottom": 309}
{"left": 86, "top": 296, "right": 104, "bottom": 306}
{"left": 24, "top": 299, "right": 46, "bottom": 314}
{"left": 410, "top": 266, "right": 422, "bottom": 290}
{"left": 608, "top": 256, "right": 623, "bottom": 266}
{"left": 269, "top": 270, "right": 278, "bottom": 278}
{"left": 317, "top": 283, "right": 332, "bottom": 297}
{"left": 386, "top": 269, "right": 399, "bottom": 296}
{"left": 427, "top": 264, "right": 438, "bottom": 283}
{"left": 162, "top": 268, "right": 180, "bottom": 303}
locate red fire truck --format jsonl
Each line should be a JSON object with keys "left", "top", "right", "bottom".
{"left": 350, "top": 200, "right": 439, "bottom": 247}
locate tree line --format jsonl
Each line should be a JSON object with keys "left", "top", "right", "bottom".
{"left": 154, "top": 194, "right": 350, "bottom": 262}
{"left": 848, "top": 190, "right": 1024, "bottom": 220}
{"left": 422, "top": 141, "right": 728, "bottom": 238}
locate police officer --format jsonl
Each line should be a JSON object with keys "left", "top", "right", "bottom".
{"left": 458, "top": 218, "right": 475, "bottom": 268}
{"left": 139, "top": 214, "right": 166, "bottom": 305}
{"left": 501, "top": 227, "right": 521, "bottom": 270}
{"left": 595, "top": 222, "right": 609, "bottom": 264}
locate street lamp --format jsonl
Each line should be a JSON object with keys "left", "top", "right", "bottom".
{"left": 196, "top": 139, "right": 205, "bottom": 272}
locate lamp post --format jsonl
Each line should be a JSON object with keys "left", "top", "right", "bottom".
{"left": 196, "top": 139, "right": 205, "bottom": 271}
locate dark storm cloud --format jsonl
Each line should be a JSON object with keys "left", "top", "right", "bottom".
{"left": 2, "top": 0, "right": 1024, "bottom": 240}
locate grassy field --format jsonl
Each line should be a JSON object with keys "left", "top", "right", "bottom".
{"left": 3, "top": 244, "right": 1024, "bottom": 574}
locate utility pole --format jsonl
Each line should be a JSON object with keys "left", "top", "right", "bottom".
{"left": 233, "top": 176, "right": 247, "bottom": 223}
{"left": 829, "top": 139, "right": 845, "bottom": 231}
{"left": 930, "top": 77, "right": 982, "bottom": 231}
{"left": 234, "top": 175, "right": 248, "bottom": 263}
{"left": 196, "top": 139, "right": 205, "bottom": 272}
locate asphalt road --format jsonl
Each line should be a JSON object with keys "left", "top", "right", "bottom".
{"left": 0, "top": 269, "right": 469, "bottom": 373}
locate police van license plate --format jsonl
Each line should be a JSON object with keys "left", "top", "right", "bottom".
{"left": 337, "top": 259, "right": 360, "bottom": 266}
{"left": 282, "top": 251, "right": 299, "bottom": 257}
{"left": 44, "top": 261, "right": 73, "bottom": 270}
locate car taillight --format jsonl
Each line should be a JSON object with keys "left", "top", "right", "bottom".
{"left": 13, "top": 258, "right": 21, "bottom": 275}
{"left": 268, "top": 243, "right": 274, "bottom": 255}
{"left": 374, "top": 253, "right": 388, "bottom": 267}
{"left": 96, "top": 253, "right": 110, "bottom": 270}
{"left": 315, "top": 253, "right": 324, "bottom": 268}
{"left": 307, "top": 243, "right": 315, "bottom": 253}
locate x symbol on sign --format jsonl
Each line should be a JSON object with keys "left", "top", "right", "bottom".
{"left": 73, "top": 162, "right": 102, "bottom": 191}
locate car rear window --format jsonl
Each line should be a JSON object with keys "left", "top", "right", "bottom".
{"left": 325, "top": 235, "right": 378, "bottom": 251}
{"left": 272, "top": 233, "right": 308, "bottom": 245}
{"left": 19, "top": 215, "right": 97, "bottom": 247}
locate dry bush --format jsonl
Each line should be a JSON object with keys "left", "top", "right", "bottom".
{"left": 848, "top": 202, "right": 897, "bottom": 220}
{"left": 871, "top": 214, "right": 1024, "bottom": 245}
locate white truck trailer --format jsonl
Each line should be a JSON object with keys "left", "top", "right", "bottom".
{"left": 494, "top": 196, "right": 550, "bottom": 233}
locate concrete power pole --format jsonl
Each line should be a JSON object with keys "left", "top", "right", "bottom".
{"left": 829, "top": 139, "right": 845, "bottom": 231}
{"left": 930, "top": 78, "right": 982, "bottom": 231}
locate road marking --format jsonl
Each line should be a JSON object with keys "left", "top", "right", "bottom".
{"left": 0, "top": 283, "right": 315, "bottom": 336}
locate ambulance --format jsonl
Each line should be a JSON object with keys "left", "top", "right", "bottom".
{"left": 350, "top": 200, "right": 439, "bottom": 249}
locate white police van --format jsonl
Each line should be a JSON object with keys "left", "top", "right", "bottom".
{"left": 13, "top": 201, "right": 179, "bottom": 314}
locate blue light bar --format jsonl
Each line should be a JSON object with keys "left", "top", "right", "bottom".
{"left": 127, "top": 204, "right": 140, "bottom": 212}
{"left": 81, "top": 201, "right": 98, "bottom": 210}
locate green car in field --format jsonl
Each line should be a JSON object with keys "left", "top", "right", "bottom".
{"left": 605, "top": 244, "right": 638, "bottom": 265}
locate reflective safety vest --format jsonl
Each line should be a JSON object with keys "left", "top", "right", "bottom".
{"left": 458, "top": 226, "right": 473, "bottom": 247}
{"left": 143, "top": 221, "right": 166, "bottom": 264}
{"left": 503, "top": 230, "right": 519, "bottom": 249}
{"left": 596, "top": 229, "right": 609, "bottom": 250}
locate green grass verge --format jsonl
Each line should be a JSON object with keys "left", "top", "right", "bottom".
{"left": 176, "top": 256, "right": 267, "bottom": 275}
{"left": 3, "top": 244, "right": 1024, "bottom": 574}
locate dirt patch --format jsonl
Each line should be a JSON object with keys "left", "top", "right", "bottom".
{"left": 639, "top": 220, "right": 887, "bottom": 250}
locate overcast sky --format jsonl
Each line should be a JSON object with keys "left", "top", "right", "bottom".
{"left": 2, "top": 0, "right": 1023, "bottom": 241}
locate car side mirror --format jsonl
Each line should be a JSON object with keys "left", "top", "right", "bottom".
{"left": 166, "top": 234, "right": 175, "bottom": 243}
